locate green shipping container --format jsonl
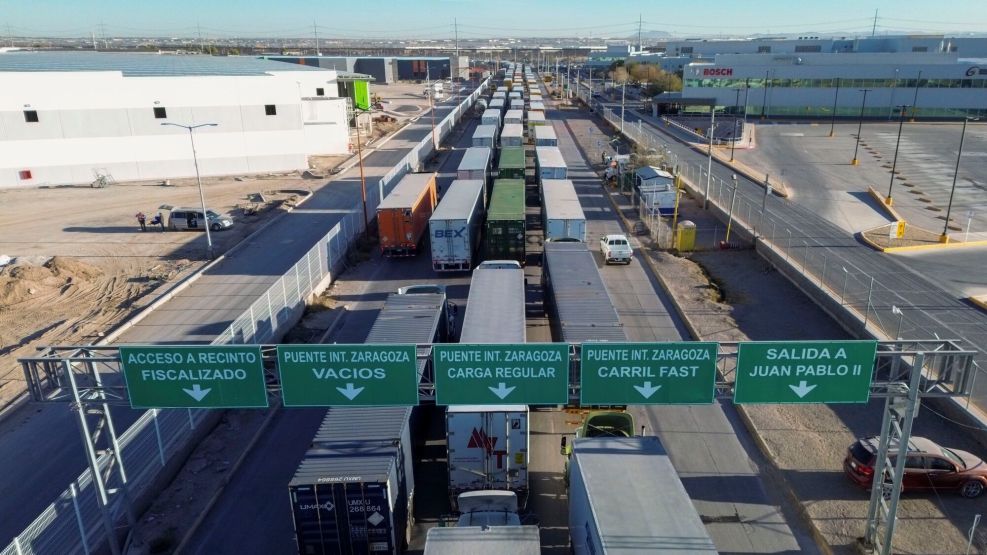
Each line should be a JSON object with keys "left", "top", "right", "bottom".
{"left": 484, "top": 179, "right": 526, "bottom": 265}
{"left": 498, "top": 147, "right": 526, "bottom": 180}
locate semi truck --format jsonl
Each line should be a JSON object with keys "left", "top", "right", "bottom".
{"left": 541, "top": 179, "right": 587, "bottom": 242}
{"left": 429, "top": 180, "right": 485, "bottom": 272}
{"left": 378, "top": 172, "right": 437, "bottom": 257}
{"left": 423, "top": 492, "right": 539, "bottom": 554}
{"left": 446, "top": 405, "right": 529, "bottom": 509}
{"left": 567, "top": 436, "right": 718, "bottom": 555}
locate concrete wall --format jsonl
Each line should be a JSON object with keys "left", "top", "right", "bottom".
{"left": 0, "top": 70, "right": 347, "bottom": 188}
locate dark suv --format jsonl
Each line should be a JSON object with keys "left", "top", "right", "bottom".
{"left": 844, "top": 436, "right": 987, "bottom": 498}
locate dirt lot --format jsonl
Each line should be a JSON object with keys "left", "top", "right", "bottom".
{"left": 0, "top": 173, "right": 326, "bottom": 408}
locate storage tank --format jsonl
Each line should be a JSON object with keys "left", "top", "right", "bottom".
{"left": 377, "top": 172, "right": 437, "bottom": 256}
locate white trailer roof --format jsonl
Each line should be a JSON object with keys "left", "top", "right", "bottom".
{"left": 535, "top": 146, "right": 565, "bottom": 168}
{"left": 424, "top": 526, "right": 540, "bottom": 555}
{"left": 542, "top": 179, "right": 585, "bottom": 221}
{"left": 458, "top": 147, "right": 491, "bottom": 171}
{"left": 527, "top": 111, "right": 546, "bottom": 122}
{"left": 430, "top": 179, "right": 484, "bottom": 221}
{"left": 502, "top": 123, "right": 524, "bottom": 138}
{"left": 473, "top": 124, "right": 498, "bottom": 139}
{"left": 459, "top": 263, "right": 526, "bottom": 344}
{"left": 535, "top": 125, "right": 557, "bottom": 140}
{"left": 571, "top": 437, "right": 718, "bottom": 554}
{"left": 504, "top": 109, "right": 524, "bottom": 121}
{"left": 379, "top": 173, "right": 433, "bottom": 210}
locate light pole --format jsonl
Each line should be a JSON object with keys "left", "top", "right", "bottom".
{"left": 725, "top": 174, "right": 739, "bottom": 243}
{"left": 620, "top": 78, "right": 626, "bottom": 133}
{"left": 892, "top": 305, "right": 903, "bottom": 339}
{"left": 160, "top": 121, "right": 218, "bottom": 259}
{"left": 910, "top": 70, "right": 922, "bottom": 121}
{"left": 884, "top": 105, "right": 910, "bottom": 205}
{"left": 941, "top": 117, "right": 977, "bottom": 243}
{"left": 730, "top": 88, "right": 741, "bottom": 162}
{"left": 828, "top": 77, "right": 841, "bottom": 137}
{"left": 353, "top": 107, "right": 371, "bottom": 235}
{"left": 703, "top": 102, "right": 716, "bottom": 209}
{"left": 850, "top": 88, "right": 871, "bottom": 166}
{"left": 743, "top": 78, "right": 750, "bottom": 127}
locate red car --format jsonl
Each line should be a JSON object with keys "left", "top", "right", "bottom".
{"left": 844, "top": 436, "right": 987, "bottom": 498}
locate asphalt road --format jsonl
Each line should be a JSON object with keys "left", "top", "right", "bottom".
{"left": 552, "top": 105, "right": 813, "bottom": 553}
{"left": 0, "top": 96, "right": 467, "bottom": 548}
{"left": 619, "top": 108, "right": 987, "bottom": 418}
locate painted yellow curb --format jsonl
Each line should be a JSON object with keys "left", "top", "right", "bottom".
{"left": 970, "top": 296, "right": 987, "bottom": 312}
{"left": 883, "top": 238, "right": 987, "bottom": 253}
{"left": 866, "top": 186, "right": 905, "bottom": 222}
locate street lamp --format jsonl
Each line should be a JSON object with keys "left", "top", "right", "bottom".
{"left": 941, "top": 117, "right": 978, "bottom": 243}
{"left": 828, "top": 77, "right": 841, "bottom": 137}
{"left": 352, "top": 107, "right": 372, "bottom": 235}
{"left": 160, "top": 121, "right": 218, "bottom": 259}
{"left": 730, "top": 88, "right": 741, "bottom": 162}
{"left": 725, "top": 174, "right": 739, "bottom": 243}
{"left": 703, "top": 102, "right": 716, "bottom": 209}
{"left": 892, "top": 305, "right": 904, "bottom": 339}
{"left": 850, "top": 88, "right": 871, "bottom": 166}
{"left": 884, "top": 105, "right": 910, "bottom": 205}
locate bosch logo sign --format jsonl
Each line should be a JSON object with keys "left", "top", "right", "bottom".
{"left": 966, "top": 66, "right": 986, "bottom": 77}
{"left": 703, "top": 68, "right": 733, "bottom": 77}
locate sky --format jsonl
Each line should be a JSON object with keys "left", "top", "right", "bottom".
{"left": 2, "top": 0, "right": 986, "bottom": 39}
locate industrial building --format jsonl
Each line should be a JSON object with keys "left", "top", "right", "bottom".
{"left": 0, "top": 52, "right": 350, "bottom": 189}
{"left": 681, "top": 52, "right": 987, "bottom": 119}
{"left": 263, "top": 55, "right": 470, "bottom": 84}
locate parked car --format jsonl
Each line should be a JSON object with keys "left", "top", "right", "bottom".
{"left": 843, "top": 436, "right": 987, "bottom": 498}
{"left": 157, "top": 205, "right": 233, "bottom": 231}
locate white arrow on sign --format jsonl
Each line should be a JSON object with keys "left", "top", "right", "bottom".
{"left": 488, "top": 382, "right": 516, "bottom": 400}
{"left": 633, "top": 381, "right": 662, "bottom": 399}
{"left": 182, "top": 384, "right": 212, "bottom": 402}
{"left": 789, "top": 380, "right": 817, "bottom": 398}
{"left": 336, "top": 383, "right": 365, "bottom": 401}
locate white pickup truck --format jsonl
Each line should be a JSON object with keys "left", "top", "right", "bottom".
{"left": 600, "top": 234, "right": 633, "bottom": 264}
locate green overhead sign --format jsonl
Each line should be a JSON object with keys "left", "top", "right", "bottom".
{"left": 733, "top": 341, "right": 877, "bottom": 404}
{"left": 277, "top": 344, "right": 419, "bottom": 406}
{"left": 120, "top": 346, "right": 267, "bottom": 409}
{"left": 433, "top": 344, "right": 569, "bottom": 405}
{"left": 580, "top": 342, "right": 718, "bottom": 405}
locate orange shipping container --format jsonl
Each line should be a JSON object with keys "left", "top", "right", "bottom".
{"left": 377, "top": 172, "right": 437, "bottom": 256}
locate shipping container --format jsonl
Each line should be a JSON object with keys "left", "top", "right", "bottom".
{"left": 526, "top": 111, "right": 546, "bottom": 138}
{"left": 534, "top": 125, "right": 558, "bottom": 147}
{"left": 484, "top": 179, "right": 526, "bottom": 265}
{"left": 492, "top": 91, "right": 507, "bottom": 100}
{"left": 306, "top": 407, "right": 417, "bottom": 550}
{"left": 472, "top": 124, "right": 498, "bottom": 148}
{"left": 367, "top": 286, "right": 452, "bottom": 384}
{"left": 500, "top": 123, "right": 524, "bottom": 148}
{"left": 489, "top": 98, "right": 506, "bottom": 113}
{"left": 446, "top": 405, "right": 529, "bottom": 508}
{"left": 509, "top": 98, "right": 525, "bottom": 112}
{"left": 541, "top": 179, "right": 587, "bottom": 242}
{"left": 503, "top": 109, "right": 523, "bottom": 125}
{"left": 459, "top": 260, "right": 526, "bottom": 344}
{"left": 289, "top": 445, "right": 409, "bottom": 555}
{"left": 429, "top": 180, "right": 485, "bottom": 272}
{"left": 424, "top": 526, "right": 540, "bottom": 555}
{"left": 508, "top": 91, "right": 522, "bottom": 99}
{"left": 497, "top": 147, "right": 526, "bottom": 180}
{"left": 378, "top": 173, "right": 437, "bottom": 257}
{"left": 496, "top": 86, "right": 508, "bottom": 93}
{"left": 457, "top": 147, "right": 491, "bottom": 182}
{"left": 568, "top": 437, "right": 717, "bottom": 555}
{"left": 542, "top": 241, "right": 625, "bottom": 345}
{"left": 535, "top": 146, "right": 567, "bottom": 181}
{"left": 480, "top": 108, "right": 501, "bottom": 127}
{"left": 528, "top": 101, "right": 545, "bottom": 113}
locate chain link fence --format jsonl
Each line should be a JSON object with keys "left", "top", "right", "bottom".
{"left": 3, "top": 80, "right": 489, "bottom": 555}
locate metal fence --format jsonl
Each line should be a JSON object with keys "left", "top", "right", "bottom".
{"left": 3, "top": 80, "right": 489, "bottom": 555}
{"left": 588, "top": 96, "right": 987, "bottom": 408}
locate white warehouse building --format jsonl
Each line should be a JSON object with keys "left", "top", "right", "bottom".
{"left": 0, "top": 52, "right": 351, "bottom": 189}
{"left": 681, "top": 52, "right": 987, "bottom": 119}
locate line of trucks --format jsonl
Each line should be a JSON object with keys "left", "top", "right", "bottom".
{"left": 288, "top": 63, "right": 716, "bottom": 554}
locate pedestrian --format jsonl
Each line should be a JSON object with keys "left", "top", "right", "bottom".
{"left": 135, "top": 211, "right": 146, "bottom": 232}
{"left": 151, "top": 212, "right": 164, "bottom": 231}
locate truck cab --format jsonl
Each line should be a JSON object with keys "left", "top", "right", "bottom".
{"left": 600, "top": 233, "right": 633, "bottom": 264}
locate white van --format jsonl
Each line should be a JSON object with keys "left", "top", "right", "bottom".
{"left": 157, "top": 205, "right": 234, "bottom": 231}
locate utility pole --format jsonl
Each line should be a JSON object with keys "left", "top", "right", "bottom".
{"left": 454, "top": 18, "right": 459, "bottom": 80}
{"left": 872, "top": 9, "right": 878, "bottom": 36}
{"left": 313, "top": 21, "right": 320, "bottom": 56}
{"left": 91, "top": 31, "right": 98, "bottom": 51}
{"left": 620, "top": 79, "right": 626, "bottom": 133}
{"left": 197, "top": 24, "right": 204, "bottom": 54}
{"left": 638, "top": 14, "right": 643, "bottom": 52}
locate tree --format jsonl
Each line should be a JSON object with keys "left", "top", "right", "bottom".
{"left": 644, "top": 72, "right": 682, "bottom": 97}
{"left": 608, "top": 66, "right": 629, "bottom": 84}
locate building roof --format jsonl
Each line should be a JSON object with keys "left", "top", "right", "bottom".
{"left": 0, "top": 51, "right": 330, "bottom": 77}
